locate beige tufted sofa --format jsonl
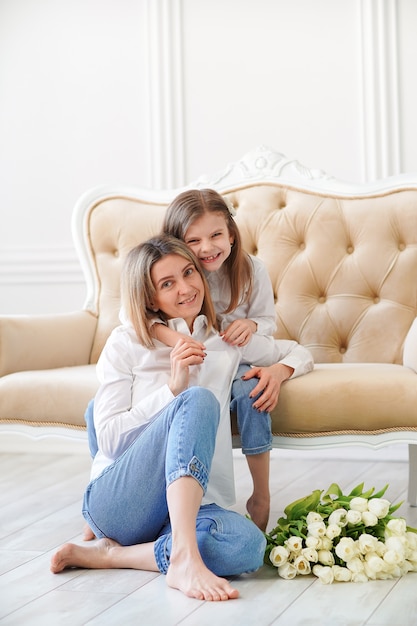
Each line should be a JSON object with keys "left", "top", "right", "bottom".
{"left": 1, "top": 146, "right": 417, "bottom": 503}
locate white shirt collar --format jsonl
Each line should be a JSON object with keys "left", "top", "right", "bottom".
{"left": 167, "top": 314, "right": 209, "bottom": 336}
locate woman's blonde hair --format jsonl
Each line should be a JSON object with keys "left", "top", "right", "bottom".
{"left": 162, "top": 188, "right": 253, "bottom": 314}
{"left": 121, "top": 235, "right": 217, "bottom": 347}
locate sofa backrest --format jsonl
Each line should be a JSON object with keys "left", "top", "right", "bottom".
{"left": 74, "top": 149, "right": 417, "bottom": 365}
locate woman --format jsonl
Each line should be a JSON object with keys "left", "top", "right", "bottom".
{"left": 50, "top": 236, "right": 313, "bottom": 601}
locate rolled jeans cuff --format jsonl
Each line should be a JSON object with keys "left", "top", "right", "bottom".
{"left": 166, "top": 455, "right": 209, "bottom": 492}
{"left": 242, "top": 439, "right": 272, "bottom": 456}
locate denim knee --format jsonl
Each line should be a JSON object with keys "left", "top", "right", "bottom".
{"left": 184, "top": 386, "right": 220, "bottom": 414}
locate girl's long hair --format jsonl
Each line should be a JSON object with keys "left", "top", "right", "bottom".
{"left": 121, "top": 235, "right": 217, "bottom": 348}
{"left": 162, "top": 188, "right": 253, "bottom": 314}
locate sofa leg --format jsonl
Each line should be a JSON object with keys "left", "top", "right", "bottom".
{"left": 408, "top": 444, "right": 417, "bottom": 507}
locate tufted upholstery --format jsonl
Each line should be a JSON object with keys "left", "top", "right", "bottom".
{"left": 1, "top": 147, "right": 417, "bottom": 501}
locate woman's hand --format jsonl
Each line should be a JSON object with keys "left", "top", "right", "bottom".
{"left": 221, "top": 319, "right": 257, "bottom": 347}
{"left": 242, "top": 363, "right": 294, "bottom": 413}
{"left": 168, "top": 337, "right": 206, "bottom": 396}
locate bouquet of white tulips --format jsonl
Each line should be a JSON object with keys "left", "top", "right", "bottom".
{"left": 265, "top": 483, "right": 417, "bottom": 584}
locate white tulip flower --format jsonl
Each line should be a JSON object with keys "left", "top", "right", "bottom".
{"left": 332, "top": 565, "right": 352, "bottom": 582}
{"left": 361, "top": 511, "right": 379, "bottom": 527}
{"left": 385, "top": 536, "right": 406, "bottom": 555}
{"left": 367, "top": 498, "right": 390, "bottom": 519}
{"left": 386, "top": 517, "right": 407, "bottom": 536}
{"left": 301, "top": 547, "right": 318, "bottom": 563}
{"left": 278, "top": 562, "right": 297, "bottom": 579}
{"left": 326, "top": 523, "right": 342, "bottom": 540}
{"left": 358, "top": 533, "right": 379, "bottom": 555}
{"left": 293, "top": 554, "right": 312, "bottom": 575}
{"left": 320, "top": 536, "right": 333, "bottom": 551}
{"left": 318, "top": 549, "right": 335, "bottom": 566}
{"left": 349, "top": 496, "right": 368, "bottom": 512}
{"left": 312, "top": 564, "right": 334, "bottom": 584}
{"left": 335, "top": 537, "right": 357, "bottom": 561}
{"left": 269, "top": 545, "right": 289, "bottom": 567}
{"left": 364, "top": 554, "right": 385, "bottom": 575}
{"left": 307, "top": 520, "right": 327, "bottom": 538}
{"left": 306, "top": 511, "right": 323, "bottom": 524}
{"left": 285, "top": 535, "right": 303, "bottom": 553}
{"left": 405, "top": 531, "right": 417, "bottom": 550}
{"left": 383, "top": 549, "right": 403, "bottom": 566}
{"left": 305, "top": 535, "right": 320, "bottom": 549}
{"left": 346, "top": 556, "right": 365, "bottom": 573}
{"left": 328, "top": 508, "right": 348, "bottom": 527}
{"left": 346, "top": 509, "right": 362, "bottom": 525}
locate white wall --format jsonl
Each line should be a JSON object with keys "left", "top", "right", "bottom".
{"left": 1, "top": 0, "right": 416, "bottom": 314}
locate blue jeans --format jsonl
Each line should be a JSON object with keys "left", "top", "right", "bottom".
{"left": 82, "top": 386, "right": 266, "bottom": 576}
{"left": 84, "top": 398, "right": 98, "bottom": 459}
{"left": 230, "top": 364, "right": 272, "bottom": 455}
{"left": 84, "top": 365, "right": 272, "bottom": 459}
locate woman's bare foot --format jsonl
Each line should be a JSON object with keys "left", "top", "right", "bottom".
{"left": 83, "top": 522, "right": 96, "bottom": 541}
{"left": 50, "top": 538, "right": 119, "bottom": 573}
{"left": 247, "top": 494, "right": 270, "bottom": 532}
{"left": 166, "top": 552, "right": 239, "bottom": 601}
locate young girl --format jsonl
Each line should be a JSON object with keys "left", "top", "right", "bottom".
{"left": 51, "top": 236, "right": 313, "bottom": 600}
{"left": 156, "top": 188, "right": 281, "bottom": 531}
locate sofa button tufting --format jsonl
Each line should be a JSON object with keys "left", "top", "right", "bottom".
{"left": 374, "top": 296, "right": 380, "bottom": 304}
{"left": 318, "top": 295, "right": 326, "bottom": 303}
{"left": 340, "top": 346, "right": 347, "bottom": 354}
{"left": 114, "top": 249, "right": 119, "bottom": 257}
{"left": 347, "top": 245, "right": 354, "bottom": 254}
{"left": 399, "top": 242, "right": 406, "bottom": 251}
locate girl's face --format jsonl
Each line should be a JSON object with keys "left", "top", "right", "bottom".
{"left": 183, "top": 212, "right": 234, "bottom": 273}
{"left": 150, "top": 253, "right": 205, "bottom": 329}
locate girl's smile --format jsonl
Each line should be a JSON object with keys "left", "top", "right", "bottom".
{"left": 184, "top": 213, "right": 234, "bottom": 273}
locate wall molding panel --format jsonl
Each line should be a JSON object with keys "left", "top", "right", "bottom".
{"left": 145, "top": 0, "right": 185, "bottom": 189}
{"left": 0, "top": 247, "right": 83, "bottom": 285}
{"left": 359, "top": 0, "right": 401, "bottom": 181}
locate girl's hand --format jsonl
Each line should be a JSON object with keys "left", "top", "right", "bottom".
{"left": 221, "top": 319, "right": 257, "bottom": 346}
{"left": 168, "top": 337, "right": 206, "bottom": 396}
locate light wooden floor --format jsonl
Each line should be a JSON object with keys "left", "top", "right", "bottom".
{"left": 1, "top": 444, "right": 417, "bottom": 625}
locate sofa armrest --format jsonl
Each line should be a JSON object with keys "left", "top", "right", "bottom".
{"left": 0, "top": 311, "right": 98, "bottom": 376}
{"left": 403, "top": 318, "right": 417, "bottom": 373}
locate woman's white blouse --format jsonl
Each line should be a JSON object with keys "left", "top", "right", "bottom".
{"left": 92, "top": 315, "right": 313, "bottom": 508}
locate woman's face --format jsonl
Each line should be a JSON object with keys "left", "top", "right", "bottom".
{"left": 150, "top": 253, "right": 205, "bottom": 329}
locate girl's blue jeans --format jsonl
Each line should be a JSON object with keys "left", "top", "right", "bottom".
{"left": 82, "top": 386, "right": 266, "bottom": 576}
{"left": 230, "top": 364, "right": 273, "bottom": 455}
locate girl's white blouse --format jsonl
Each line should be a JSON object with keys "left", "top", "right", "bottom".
{"left": 205, "top": 255, "right": 277, "bottom": 335}
{"left": 92, "top": 315, "right": 313, "bottom": 508}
